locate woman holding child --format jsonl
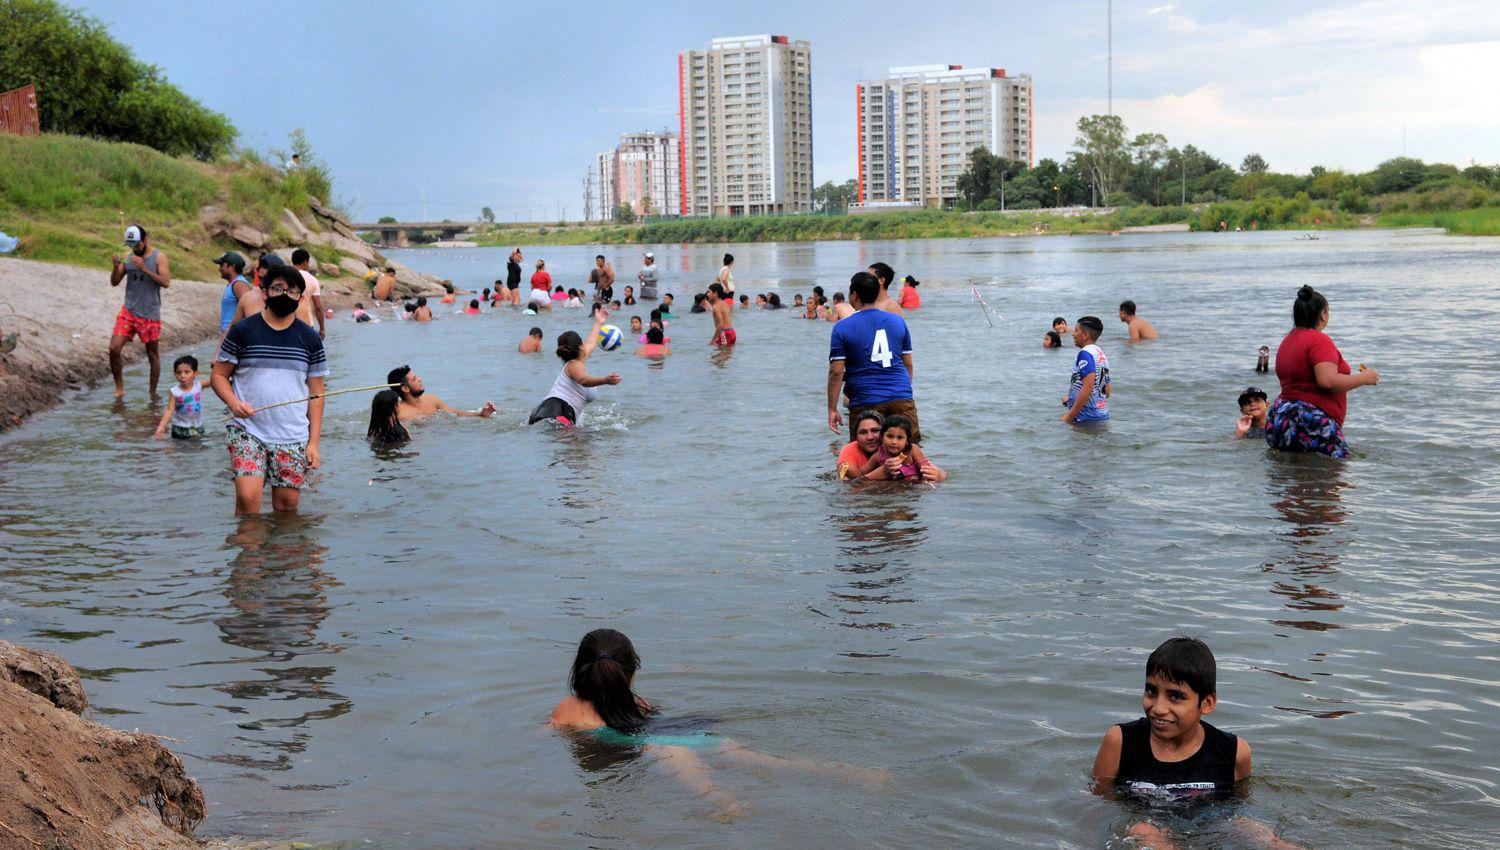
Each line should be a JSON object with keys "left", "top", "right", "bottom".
{"left": 1267, "top": 286, "right": 1379, "bottom": 459}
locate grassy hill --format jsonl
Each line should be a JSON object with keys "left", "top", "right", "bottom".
{"left": 0, "top": 133, "right": 369, "bottom": 281}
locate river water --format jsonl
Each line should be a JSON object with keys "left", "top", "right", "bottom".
{"left": 2, "top": 230, "right": 1497, "bottom": 848}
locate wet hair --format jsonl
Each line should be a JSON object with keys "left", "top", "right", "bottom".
{"left": 853, "top": 409, "right": 884, "bottom": 431}
{"left": 416, "top": 296, "right": 428, "bottom": 307}
{"left": 1145, "top": 636, "right": 1217, "bottom": 700}
{"left": 528, "top": 326, "right": 543, "bottom": 338}
{"left": 387, "top": 365, "right": 412, "bottom": 390}
{"left": 1292, "top": 285, "right": 1328, "bottom": 329}
{"left": 404, "top": 301, "right": 417, "bottom": 313}
{"left": 367, "top": 389, "right": 410, "bottom": 444}
{"left": 1076, "top": 316, "right": 1104, "bottom": 340}
{"left": 813, "top": 285, "right": 824, "bottom": 298}
{"left": 265, "top": 264, "right": 305, "bottom": 292}
{"left": 708, "top": 283, "right": 726, "bottom": 299}
{"left": 1045, "top": 331, "right": 1062, "bottom": 348}
{"left": 832, "top": 292, "right": 846, "bottom": 303}
{"left": 441, "top": 281, "right": 455, "bottom": 294}
{"left": 868, "top": 262, "right": 894, "bottom": 287}
{"left": 849, "top": 271, "right": 880, "bottom": 305}
{"left": 646, "top": 325, "right": 664, "bottom": 344}
{"left": 291, "top": 248, "right": 311, "bottom": 265}
{"left": 1237, "top": 386, "right": 1268, "bottom": 408}
{"left": 569, "top": 628, "right": 649, "bottom": 733}
{"left": 722, "top": 253, "right": 734, "bottom": 265}
{"left": 355, "top": 302, "right": 364, "bottom": 309}
{"left": 595, "top": 254, "right": 605, "bottom": 261}
{"left": 482, "top": 288, "right": 491, "bottom": 298}
{"left": 767, "top": 293, "right": 782, "bottom": 308}
{"left": 1119, "top": 300, "right": 1137, "bottom": 316}
{"left": 469, "top": 299, "right": 480, "bottom": 309}
{"left": 173, "top": 354, "right": 198, "bottom": 371}
{"left": 1052, "top": 316, "right": 1067, "bottom": 328}
{"left": 630, "top": 314, "right": 643, "bottom": 325}
{"left": 738, "top": 295, "right": 749, "bottom": 304}
{"left": 556, "top": 330, "right": 583, "bottom": 361}
{"left": 904, "top": 275, "right": 919, "bottom": 287}
{"left": 881, "top": 414, "right": 913, "bottom": 443}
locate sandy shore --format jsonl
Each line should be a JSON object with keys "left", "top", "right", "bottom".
{"left": 0, "top": 256, "right": 224, "bottom": 430}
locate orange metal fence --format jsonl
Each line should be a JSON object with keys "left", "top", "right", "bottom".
{"left": 0, "top": 85, "right": 40, "bottom": 136}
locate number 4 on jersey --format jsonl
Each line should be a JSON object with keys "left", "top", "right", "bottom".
{"left": 870, "top": 329, "right": 893, "bottom": 368}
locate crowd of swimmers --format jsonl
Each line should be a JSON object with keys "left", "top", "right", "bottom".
{"left": 85, "top": 221, "right": 1385, "bottom": 843}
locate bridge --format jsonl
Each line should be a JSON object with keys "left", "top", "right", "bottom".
{"left": 350, "top": 220, "right": 483, "bottom": 247}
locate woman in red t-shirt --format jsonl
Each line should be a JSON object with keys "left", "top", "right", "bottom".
{"left": 1266, "top": 285, "right": 1379, "bottom": 458}
{"left": 899, "top": 275, "right": 921, "bottom": 309}
{"left": 530, "top": 260, "right": 552, "bottom": 293}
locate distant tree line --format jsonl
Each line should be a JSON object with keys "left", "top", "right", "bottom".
{"left": 0, "top": 0, "right": 236, "bottom": 159}
{"left": 956, "top": 114, "right": 1500, "bottom": 217}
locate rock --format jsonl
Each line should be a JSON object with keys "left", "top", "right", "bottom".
{"left": 0, "top": 655, "right": 206, "bottom": 850}
{"left": 281, "top": 208, "right": 311, "bottom": 243}
{"left": 387, "top": 260, "right": 449, "bottom": 298}
{"left": 0, "top": 639, "right": 88, "bottom": 714}
{"left": 310, "top": 229, "right": 380, "bottom": 265}
{"left": 339, "top": 257, "right": 371, "bottom": 278}
{"left": 228, "top": 224, "right": 269, "bottom": 250}
{"left": 308, "top": 196, "right": 352, "bottom": 229}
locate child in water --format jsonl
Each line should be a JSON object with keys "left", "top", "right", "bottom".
{"left": 153, "top": 355, "right": 204, "bottom": 439}
{"left": 852, "top": 415, "right": 945, "bottom": 482}
{"left": 1235, "top": 387, "right": 1269, "bottom": 438}
{"left": 1091, "top": 637, "right": 1300, "bottom": 849}
{"left": 549, "top": 629, "right": 884, "bottom": 821}
{"left": 352, "top": 303, "right": 373, "bottom": 323}
{"left": 1255, "top": 345, "right": 1271, "bottom": 374}
{"left": 464, "top": 299, "right": 482, "bottom": 315}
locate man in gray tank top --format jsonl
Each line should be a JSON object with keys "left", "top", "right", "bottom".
{"left": 109, "top": 225, "right": 172, "bottom": 397}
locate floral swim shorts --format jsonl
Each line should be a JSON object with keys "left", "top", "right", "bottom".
{"left": 1265, "top": 398, "right": 1348, "bottom": 459}
{"left": 112, "top": 307, "right": 162, "bottom": 344}
{"left": 226, "top": 425, "right": 309, "bottom": 489}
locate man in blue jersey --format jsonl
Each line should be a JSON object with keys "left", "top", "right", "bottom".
{"left": 827, "top": 271, "right": 921, "bottom": 443}
{"left": 1062, "top": 316, "right": 1111, "bottom": 424}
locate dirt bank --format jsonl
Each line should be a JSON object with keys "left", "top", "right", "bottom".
{"left": 0, "top": 639, "right": 206, "bottom": 850}
{"left": 0, "top": 256, "right": 224, "bottom": 431}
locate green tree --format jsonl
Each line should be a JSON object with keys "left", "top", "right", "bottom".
{"left": 1240, "top": 153, "right": 1269, "bottom": 174}
{"left": 614, "top": 202, "right": 636, "bottom": 224}
{"left": 0, "top": 0, "right": 236, "bottom": 159}
{"left": 1071, "top": 114, "right": 1130, "bottom": 204}
{"left": 480, "top": 206, "right": 495, "bottom": 223}
{"left": 378, "top": 215, "right": 397, "bottom": 223}
{"left": 1129, "top": 132, "right": 1170, "bottom": 205}
{"left": 1363, "top": 157, "right": 1428, "bottom": 194}
{"left": 813, "top": 179, "right": 858, "bottom": 213}
{"left": 271, "top": 128, "right": 334, "bottom": 205}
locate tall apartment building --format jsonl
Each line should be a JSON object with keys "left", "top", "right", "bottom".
{"left": 595, "top": 131, "right": 680, "bottom": 221}
{"left": 678, "top": 35, "right": 813, "bottom": 217}
{"left": 856, "top": 65, "right": 1033, "bottom": 208}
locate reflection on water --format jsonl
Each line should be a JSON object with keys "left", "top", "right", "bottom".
{"left": 1264, "top": 456, "right": 1349, "bottom": 634}
{"left": 211, "top": 515, "right": 348, "bottom": 770}
{"left": 820, "top": 495, "right": 926, "bottom": 644}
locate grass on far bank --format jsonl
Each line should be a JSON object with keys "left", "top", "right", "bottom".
{"left": 0, "top": 133, "right": 345, "bottom": 279}
{"left": 1378, "top": 206, "right": 1500, "bottom": 236}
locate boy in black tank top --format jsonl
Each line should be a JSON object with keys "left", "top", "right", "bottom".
{"left": 1092, "top": 638, "right": 1302, "bottom": 848}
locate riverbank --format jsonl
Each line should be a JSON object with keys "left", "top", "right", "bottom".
{"left": 0, "top": 256, "right": 224, "bottom": 430}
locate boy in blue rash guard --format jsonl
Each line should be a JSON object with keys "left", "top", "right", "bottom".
{"left": 1062, "top": 316, "right": 1110, "bottom": 424}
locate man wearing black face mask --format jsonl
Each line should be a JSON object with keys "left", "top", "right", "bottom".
{"left": 212, "top": 265, "right": 328, "bottom": 515}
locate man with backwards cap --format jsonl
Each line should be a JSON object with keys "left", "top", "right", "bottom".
{"left": 637, "top": 251, "right": 659, "bottom": 300}
{"left": 109, "top": 225, "right": 171, "bottom": 397}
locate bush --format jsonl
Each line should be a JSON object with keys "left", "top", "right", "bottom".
{"left": 0, "top": 0, "right": 236, "bottom": 159}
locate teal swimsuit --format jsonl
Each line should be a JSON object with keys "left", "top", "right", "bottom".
{"left": 588, "top": 726, "right": 719, "bottom": 749}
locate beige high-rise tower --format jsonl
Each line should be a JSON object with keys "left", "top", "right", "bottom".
{"left": 678, "top": 35, "right": 813, "bottom": 217}
{"left": 856, "top": 65, "right": 1033, "bottom": 208}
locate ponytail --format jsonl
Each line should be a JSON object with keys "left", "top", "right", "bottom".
{"left": 569, "top": 629, "right": 649, "bottom": 732}
{"left": 556, "top": 330, "right": 583, "bottom": 362}
{"left": 1292, "top": 285, "right": 1328, "bottom": 329}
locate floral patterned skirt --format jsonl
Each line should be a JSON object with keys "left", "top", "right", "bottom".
{"left": 1265, "top": 398, "right": 1347, "bottom": 459}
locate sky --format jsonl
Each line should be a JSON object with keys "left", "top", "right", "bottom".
{"left": 75, "top": 0, "right": 1500, "bottom": 222}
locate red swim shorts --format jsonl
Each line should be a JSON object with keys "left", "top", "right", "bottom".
{"left": 714, "top": 328, "right": 737, "bottom": 346}
{"left": 112, "top": 307, "right": 162, "bottom": 344}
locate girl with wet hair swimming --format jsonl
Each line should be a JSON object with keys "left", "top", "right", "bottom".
{"left": 549, "top": 628, "right": 886, "bottom": 821}
{"left": 366, "top": 389, "right": 410, "bottom": 445}
{"left": 527, "top": 308, "right": 621, "bottom": 428}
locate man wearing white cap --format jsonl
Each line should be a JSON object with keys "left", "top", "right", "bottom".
{"left": 637, "top": 251, "right": 659, "bottom": 300}
{"left": 109, "top": 225, "right": 171, "bottom": 397}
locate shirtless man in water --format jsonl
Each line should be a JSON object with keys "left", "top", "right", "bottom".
{"left": 866, "top": 262, "right": 905, "bottom": 316}
{"left": 387, "top": 365, "right": 496, "bottom": 420}
{"left": 707, "top": 283, "right": 736, "bottom": 346}
{"left": 374, "top": 266, "right": 397, "bottom": 303}
{"left": 1118, "top": 300, "right": 1159, "bottom": 340}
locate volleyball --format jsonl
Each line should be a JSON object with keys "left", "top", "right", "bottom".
{"left": 597, "top": 324, "right": 623, "bottom": 351}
